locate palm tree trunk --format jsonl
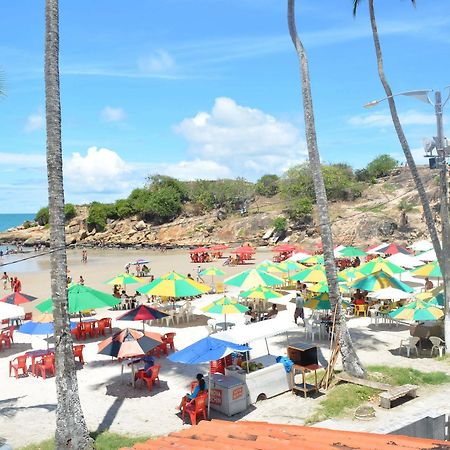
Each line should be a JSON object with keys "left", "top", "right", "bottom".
{"left": 366, "top": 0, "right": 442, "bottom": 266}
{"left": 366, "top": 0, "right": 450, "bottom": 351}
{"left": 287, "top": 0, "right": 364, "bottom": 378}
{"left": 45, "top": 1, "right": 93, "bottom": 448}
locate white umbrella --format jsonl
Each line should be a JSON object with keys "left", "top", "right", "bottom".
{"left": 369, "top": 287, "right": 413, "bottom": 300}
{"left": 417, "top": 249, "right": 437, "bottom": 262}
{"left": 386, "top": 253, "right": 424, "bottom": 269}
{"left": 288, "top": 252, "right": 311, "bottom": 262}
{"left": 410, "top": 240, "right": 433, "bottom": 253}
{"left": 0, "top": 303, "right": 25, "bottom": 321}
{"left": 394, "top": 272, "right": 425, "bottom": 288}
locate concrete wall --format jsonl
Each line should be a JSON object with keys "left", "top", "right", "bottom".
{"left": 389, "top": 414, "right": 448, "bottom": 441}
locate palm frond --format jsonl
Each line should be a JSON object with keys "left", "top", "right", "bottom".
{"left": 352, "top": 0, "right": 362, "bottom": 16}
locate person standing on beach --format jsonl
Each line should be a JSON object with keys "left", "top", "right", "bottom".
{"left": 294, "top": 291, "right": 305, "bottom": 325}
{"left": 196, "top": 265, "right": 204, "bottom": 283}
{"left": 9, "top": 277, "right": 14, "bottom": 291}
{"left": 79, "top": 276, "right": 85, "bottom": 285}
{"left": 2, "top": 272, "right": 8, "bottom": 290}
{"left": 81, "top": 249, "right": 88, "bottom": 263}
{"left": 13, "top": 277, "right": 22, "bottom": 293}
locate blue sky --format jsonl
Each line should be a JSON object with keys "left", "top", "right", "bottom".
{"left": 1, "top": 0, "right": 450, "bottom": 213}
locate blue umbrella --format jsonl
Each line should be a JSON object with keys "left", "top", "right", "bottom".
{"left": 168, "top": 336, "right": 250, "bottom": 364}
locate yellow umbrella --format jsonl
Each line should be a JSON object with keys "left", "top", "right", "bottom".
{"left": 416, "top": 285, "right": 444, "bottom": 300}
{"left": 290, "top": 265, "right": 327, "bottom": 283}
{"left": 301, "top": 254, "right": 324, "bottom": 265}
{"left": 308, "top": 281, "right": 349, "bottom": 293}
{"left": 105, "top": 273, "right": 143, "bottom": 285}
{"left": 410, "top": 261, "right": 442, "bottom": 278}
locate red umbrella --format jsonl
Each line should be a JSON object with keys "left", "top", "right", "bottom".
{"left": 189, "top": 247, "right": 209, "bottom": 254}
{"left": 117, "top": 305, "right": 169, "bottom": 331}
{"left": 378, "top": 243, "right": 412, "bottom": 255}
{"left": 210, "top": 244, "right": 229, "bottom": 251}
{"left": 98, "top": 328, "right": 162, "bottom": 359}
{"left": 271, "top": 244, "right": 297, "bottom": 253}
{"left": 231, "top": 246, "right": 255, "bottom": 254}
{"left": 0, "top": 292, "right": 37, "bottom": 305}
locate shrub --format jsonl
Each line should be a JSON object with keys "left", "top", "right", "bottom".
{"left": 87, "top": 202, "right": 115, "bottom": 232}
{"left": 146, "top": 174, "right": 189, "bottom": 202}
{"left": 287, "top": 197, "right": 313, "bottom": 224}
{"left": 366, "top": 154, "right": 398, "bottom": 178}
{"left": 256, "top": 174, "right": 280, "bottom": 197}
{"left": 35, "top": 207, "right": 49, "bottom": 226}
{"left": 114, "top": 199, "right": 135, "bottom": 219}
{"left": 272, "top": 216, "right": 288, "bottom": 233}
{"left": 64, "top": 203, "right": 77, "bottom": 221}
{"left": 23, "top": 220, "right": 36, "bottom": 229}
{"left": 144, "top": 186, "right": 182, "bottom": 223}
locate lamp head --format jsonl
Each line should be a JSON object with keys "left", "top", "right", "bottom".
{"left": 364, "top": 100, "right": 379, "bottom": 108}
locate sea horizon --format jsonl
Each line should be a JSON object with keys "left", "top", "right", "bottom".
{"left": 0, "top": 213, "right": 35, "bottom": 232}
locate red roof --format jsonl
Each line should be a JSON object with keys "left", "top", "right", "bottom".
{"left": 122, "top": 419, "right": 450, "bottom": 450}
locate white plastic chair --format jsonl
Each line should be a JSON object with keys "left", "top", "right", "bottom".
{"left": 184, "top": 303, "right": 194, "bottom": 323}
{"left": 304, "top": 319, "right": 318, "bottom": 341}
{"left": 162, "top": 311, "right": 174, "bottom": 327}
{"left": 430, "top": 336, "right": 445, "bottom": 358}
{"left": 244, "top": 315, "right": 252, "bottom": 325}
{"left": 399, "top": 336, "right": 420, "bottom": 357}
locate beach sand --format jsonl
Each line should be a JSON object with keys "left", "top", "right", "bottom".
{"left": 1, "top": 248, "right": 449, "bottom": 448}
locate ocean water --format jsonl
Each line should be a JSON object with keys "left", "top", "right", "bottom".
{"left": 0, "top": 213, "right": 35, "bottom": 232}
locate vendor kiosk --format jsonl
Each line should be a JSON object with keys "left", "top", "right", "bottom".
{"left": 209, "top": 373, "right": 247, "bottom": 416}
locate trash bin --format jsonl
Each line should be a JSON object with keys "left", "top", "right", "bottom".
{"left": 210, "top": 374, "right": 248, "bottom": 416}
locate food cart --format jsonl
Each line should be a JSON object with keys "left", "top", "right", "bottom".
{"left": 209, "top": 373, "right": 247, "bottom": 416}
{"left": 215, "top": 319, "right": 296, "bottom": 403}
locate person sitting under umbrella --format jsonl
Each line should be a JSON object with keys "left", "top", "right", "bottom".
{"left": 133, "top": 352, "right": 155, "bottom": 381}
{"left": 177, "top": 373, "right": 207, "bottom": 411}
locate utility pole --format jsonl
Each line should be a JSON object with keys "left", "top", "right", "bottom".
{"left": 435, "top": 90, "right": 450, "bottom": 351}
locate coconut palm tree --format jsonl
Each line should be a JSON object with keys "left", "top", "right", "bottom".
{"left": 45, "top": 0, "right": 93, "bottom": 447}
{"left": 353, "top": 0, "right": 450, "bottom": 352}
{"left": 287, "top": 0, "right": 364, "bottom": 377}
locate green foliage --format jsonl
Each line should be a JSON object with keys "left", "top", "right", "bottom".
{"left": 35, "top": 207, "right": 49, "bottom": 226}
{"left": 147, "top": 174, "right": 189, "bottom": 202}
{"left": 366, "top": 154, "right": 398, "bottom": 178}
{"left": 272, "top": 216, "right": 288, "bottom": 233}
{"left": 187, "top": 180, "right": 216, "bottom": 211}
{"left": 256, "top": 174, "right": 280, "bottom": 197}
{"left": 287, "top": 197, "right": 313, "bottom": 224}
{"left": 19, "top": 432, "right": 152, "bottom": 450}
{"left": 87, "top": 202, "right": 116, "bottom": 232}
{"left": 144, "top": 186, "right": 182, "bottom": 223}
{"left": 23, "top": 220, "right": 36, "bottom": 229}
{"left": 114, "top": 198, "right": 135, "bottom": 219}
{"left": 398, "top": 198, "right": 417, "bottom": 213}
{"left": 367, "top": 366, "right": 450, "bottom": 386}
{"left": 64, "top": 203, "right": 77, "bottom": 221}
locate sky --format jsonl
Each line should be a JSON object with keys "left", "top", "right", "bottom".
{"left": 1, "top": 0, "right": 450, "bottom": 213}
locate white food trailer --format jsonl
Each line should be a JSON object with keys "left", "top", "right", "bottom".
{"left": 214, "top": 319, "right": 297, "bottom": 404}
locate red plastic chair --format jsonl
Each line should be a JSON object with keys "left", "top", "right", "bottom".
{"left": 6, "top": 325, "right": 15, "bottom": 343}
{"left": 9, "top": 355, "right": 28, "bottom": 378}
{"left": 135, "top": 364, "right": 161, "bottom": 391}
{"left": 81, "top": 321, "right": 97, "bottom": 339}
{"left": 24, "top": 312, "right": 33, "bottom": 321}
{"left": 157, "top": 343, "right": 168, "bottom": 356}
{"left": 73, "top": 344, "right": 85, "bottom": 364}
{"left": 1, "top": 319, "right": 9, "bottom": 327}
{"left": 36, "top": 354, "right": 55, "bottom": 379}
{"left": 183, "top": 391, "right": 208, "bottom": 425}
{"left": 71, "top": 323, "right": 84, "bottom": 340}
{"left": 100, "top": 318, "right": 112, "bottom": 334}
{"left": 163, "top": 332, "right": 176, "bottom": 351}
{"left": 0, "top": 333, "right": 11, "bottom": 349}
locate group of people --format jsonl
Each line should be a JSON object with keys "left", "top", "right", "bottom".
{"left": 189, "top": 252, "right": 212, "bottom": 264}
{"left": 2, "top": 272, "right": 22, "bottom": 292}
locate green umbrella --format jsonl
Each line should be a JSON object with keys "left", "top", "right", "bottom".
{"left": 201, "top": 296, "right": 248, "bottom": 330}
{"left": 337, "top": 267, "right": 360, "bottom": 282}
{"left": 137, "top": 271, "right": 210, "bottom": 297}
{"left": 307, "top": 281, "right": 350, "bottom": 293}
{"left": 290, "top": 265, "right": 327, "bottom": 283}
{"left": 351, "top": 270, "right": 413, "bottom": 293}
{"left": 104, "top": 273, "right": 143, "bottom": 286}
{"left": 224, "top": 268, "right": 284, "bottom": 290}
{"left": 389, "top": 299, "right": 444, "bottom": 321}
{"left": 37, "top": 284, "right": 121, "bottom": 314}
{"left": 357, "top": 257, "right": 405, "bottom": 276}
{"left": 240, "top": 285, "right": 283, "bottom": 300}
{"left": 304, "top": 294, "right": 351, "bottom": 310}
{"left": 410, "top": 261, "right": 442, "bottom": 278}
{"left": 337, "top": 246, "right": 367, "bottom": 257}
{"left": 199, "top": 266, "right": 225, "bottom": 285}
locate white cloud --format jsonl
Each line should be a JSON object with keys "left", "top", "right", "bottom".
{"left": 101, "top": 106, "right": 126, "bottom": 122}
{"left": 24, "top": 110, "right": 44, "bottom": 132}
{"left": 349, "top": 109, "right": 436, "bottom": 128}
{"left": 175, "top": 97, "right": 306, "bottom": 177}
{"left": 64, "top": 146, "right": 132, "bottom": 193}
{"left": 0, "top": 152, "right": 45, "bottom": 167}
{"left": 138, "top": 50, "right": 175, "bottom": 74}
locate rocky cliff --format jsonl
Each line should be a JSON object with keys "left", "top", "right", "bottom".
{"left": 1, "top": 166, "right": 441, "bottom": 249}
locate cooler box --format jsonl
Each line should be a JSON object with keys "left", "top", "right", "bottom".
{"left": 209, "top": 374, "right": 248, "bottom": 416}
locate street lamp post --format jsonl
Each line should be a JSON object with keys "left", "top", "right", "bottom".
{"left": 365, "top": 89, "right": 450, "bottom": 350}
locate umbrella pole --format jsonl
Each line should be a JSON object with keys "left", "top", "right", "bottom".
{"left": 224, "top": 313, "right": 227, "bottom": 331}
{"left": 265, "top": 337, "right": 270, "bottom": 356}
{"left": 142, "top": 320, "right": 145, "bottom": 333}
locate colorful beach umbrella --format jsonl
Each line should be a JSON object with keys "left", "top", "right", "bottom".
{"left": 224, "top": 268, "right": 284, "bottom": 290}
{"left": 210, "top": 244, "right": 229, "bottom": 251}
{"left": 411, "top": 261, "right": 442, "bottom": 279}
{"left": 117, "top": 305, "right": 169, "bottom": 331}
{"left": 200, "top": 266, "right": 225, "bottom": 285}
{"left": 276, "top": 260, "right": 306, "bottom": 273}
{"left": 37, "top": 284, "right": 121, "bottom": 314}
{"left": 201, "top": 296, "right": 248, "bottom": 330}
{"left": 105, "top": 273, "right": 143, "bottom": 286}
{"left": 351, "top": 270, "right": 414, "bottom": 293}
{"left": 378, "top": 243, "right": 412, "bottom": 255}
{"left": 369, "top": 287, "right": 413, "bottom": 300}
{"left": 301, "top": 254, "right": 324, "bottom": 265}
{"left": 337, "top": 267, "right": 360, "bottom": 282}
{"left": 97, "top": 328, "right": 163, "bottom": 359}
{"left": 416, "top": 285, "right": 444, "bottom": 300}
{"left": 240, "top": 285, "right": 283, "bottom": 300}
{"left": 389, "top": 300, "right": 444, "bottom": 321}
{"left": 19, "top": 313, "right": 76, "bottom": 336}
{"left": 308, "top": 281, "right": 349, "bottom": 293}
{"left": 290, "top": 265, "right": 327, "bottom": 283}
{"left": 304, "top": 295, "right": 350, "bottom": 310}
{"left": 137, "top": 271, "right": 210, "bottom": 297}
{"left": 336, "top": 246, "right": 367, "bottom": 257}
{"left": 357, "top": 257, "right": 405, "bottom": 276}
{"left": 271, "top": 244, "right": 297, "bottom": 253}
{"left": 0, "top": 292, "right": 37, "bottom": 305}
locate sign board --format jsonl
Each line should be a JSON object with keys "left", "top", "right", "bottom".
{"left": 210, "top": 388, "right": 222, "bottom": 405}
{"left": 232, "top": 386, "right": 244, "bottom": 400}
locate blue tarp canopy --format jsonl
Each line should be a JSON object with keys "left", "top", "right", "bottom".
{"left": 168, "top": 336, "right": 250, "bottom": 364}
{"left": 19, "top": 320, "right": 76, "bottom": 335}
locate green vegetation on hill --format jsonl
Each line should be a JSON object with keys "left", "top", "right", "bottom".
{"left": 35, "top": 204, "right": 78, "bottom": 226}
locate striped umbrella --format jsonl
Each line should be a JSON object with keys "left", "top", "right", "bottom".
{"left": 290, "top": 265, "right": 327, "bottom": 283}
{"left": 304, "top": 294, "right": 350, "bottom": 310}
{"left": 0, "top": 292, "right": 37, "bottom": 305}
{"left": 201, "top": 296, "right": 248, "bottom": 330}
{"left": 389, "top": 300, "right": 444, "bottom": 321}
{"left": 308, "top": 281, "right": 349, "bottom": 293}
{"left": 416, "top": 285, "right": 444, "bottom": 300}
{"left": 224, "top": 268, "right": 284, "bottom": 290}
{"left": 378, "top": 243, "right": 412, "bottom": 255}
{"left": 117, "top": 305, "right": 169, "bottom": 331}
{"left": 105, "top": 273, "right": 143, "bottom": 286}
{"left": 37, "top": 284, "right": 121, "bottom": 314}
{"left": 357, "top": 257, "right": 405, "bottom": 276}
{"left": 301, "top": 254, "right": 324, "bottom": 265}
{"left": 199, "top": 266, "right": 225, "bottom": 285}
{"left": 337, "top": 267, "right": 360, "bottom": 282}
{"left": 137, "top": 271, "right": 210, "bottom": 297}
{"left": 240, "top": 285, "right": 283, "bottom": 300}
{"left": 351, "top": 270, "right": 414, "bottom": 293}
{"left": 336, "top": 246, "right": 367, "bottom": 257}
{"left": 97, "top": 328, "right": 163, "bottom": 359}
{"left": 276, "top": 260, "right": 306, "bottom": 273}
{"left": 411, "top": 261, "right": 442, "bottom": 278}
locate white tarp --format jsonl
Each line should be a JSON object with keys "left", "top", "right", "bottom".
{"left": 369, "top": 287, "right": 413, "bottom": 300}
{"left": 214, "top": 319, "right": 296, "bottom": 345}
{"left": 0, "top": 303, "right": 24, "bottom": 321}
{"left": 417, "top": 249, "right": 437, "bottom": 262}
{"left": 288, "top": 252, "right": 311, "bottom": 262}
{"left": 410, "top": 240, "right": 433, "bottom": 253}
{"left": 387, "top": 253, "right": 423, "bottom": 269}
